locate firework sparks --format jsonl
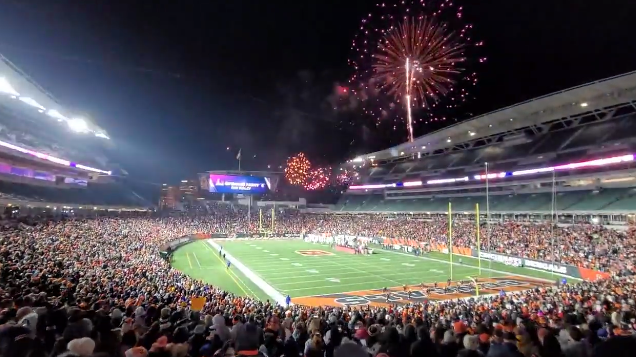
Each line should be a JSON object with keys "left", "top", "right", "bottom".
{"left": 349, "top": 0, "right": 484, "bottom": 142}
{"left": 284, "top": 153, "right": 311, "bottom": 186}
{"left": 305, "top": 167, "right": 331, "bottom": 190}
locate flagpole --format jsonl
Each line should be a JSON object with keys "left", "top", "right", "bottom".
{"left": 237, "top": 148, "right": 242, "bottom": 172}
{"left": 476, "top": 203, "right": 481, "bottom": 275}
{"left": 449, "top": 201, "right": 453, "bottom": 281}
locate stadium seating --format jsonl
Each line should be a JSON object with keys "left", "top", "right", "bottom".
{"left": 0, "top": 211, "right": 634, "bottom": 357}
{"left": 336, "top": 188, "right": 636, "bottom": 213}
{"left": 0, "top": 180, "right": 155, "bottom": 207}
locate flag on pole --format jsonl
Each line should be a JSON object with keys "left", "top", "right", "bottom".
{"left": 236, "top": 149, "right": 242, "bottom": 160}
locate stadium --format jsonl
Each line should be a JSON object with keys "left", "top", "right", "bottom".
{"left": 165, "top": 72, "right": 636, "bottom": 309}
{"left": 1, "top": 60, "right": 636, "bottom": 355}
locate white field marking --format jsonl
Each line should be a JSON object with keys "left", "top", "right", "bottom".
{"left": 402, "top": 263, "right": 415, "bottom": 267}
{"left": 245, "top": 255, "right": 414, "bottom": 268}
{"left": 250, "top": 260, "right": 458, "bottom": 275}
{"left": 249, "top": 264, "right": 432, "bottom": 276}
{"left": 292, "top": 263, "right": 303, "bottom": 267}
{"left": 266, "top": 269, "right": 467, "bottom": 285}
{"left": 282, "top": 277, "right": 430, "bottom": 293}
{"left": 262, "top": 265, "right": 470, "bottom": 278}
{"left": 380, "top": 258, "right": 391, "bottom": 261}
{"left": 263, "top": 250, "right": 270, "bottom": 252}
{"left": 306, "top": 269, "right": 319, "bottom": 273}
{"left": 326, "top": 278, "right": 341, "bottom": 283}
{"left": 191, "top": 252, "right": 203, "bottom": 268}
{"left": 381, "top": 249, "right": 564, "bottom": 282}
{"left": 430, "top": 269, "right": 445, "bottom": 274}
{"left": 202, "top": 244, "right": 260, "bottom": 298}
{"left": 255, "top": 247, "right": 262, "bottom": 250}
{"left": 280, "top": 258, "right": 289, "bottom": 261}
{"left": 205, "top": 241, "right": 284, "bottom": 302}
{"left": 322, "top": 255, "right": 406, "bottom": 286}
{"left": 270, "top": 254, "right": 279, "bottom": 256}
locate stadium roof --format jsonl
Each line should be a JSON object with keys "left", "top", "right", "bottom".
{"left": 0, "top": 54, "right": 109, "bottom": 139}
{"left": 358, "top": 71, "right": 636, "bottom": 162}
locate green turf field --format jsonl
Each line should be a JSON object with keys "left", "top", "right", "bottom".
{"left": 171, "top": 239, "right": 571, "bottom": 306}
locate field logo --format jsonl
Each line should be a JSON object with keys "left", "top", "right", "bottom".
{"left": 295, "top": 250, "right": 334, "bottom": 256}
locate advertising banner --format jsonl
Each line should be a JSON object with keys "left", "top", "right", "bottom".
{"left": 377, "top": 237, "right": 608, "bottom": 282}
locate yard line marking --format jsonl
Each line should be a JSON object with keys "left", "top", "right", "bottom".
{"left": 251, "top": 263, "right": 451, "bottom": 275}
{"left": 270, "top": 254, "right": 279, "bottom": 256}
{"left": 325, "top": 256, "right": 405, "bottom": 286}
{"left": 186, "top": 253, "right": 193, "bottom": 269}
{"left": 203, "top": 243, "right": 258, "bottom": 298}
{"left": 192, "top": 252, "right": 202, "bottom": 268}
{"left": 381, "top": 249, "right": 564, "bottom": 282}
{"left": 280, "top": 258, "right": 289, "bottom": 261}
{"left": 268, "top": 270, "right": 457, "bottom": 285}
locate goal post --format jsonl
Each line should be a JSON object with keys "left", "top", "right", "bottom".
{"left": 467, "top": 276, "right": 479, "bottom": 296}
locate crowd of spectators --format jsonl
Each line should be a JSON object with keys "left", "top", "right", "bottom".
{"left": 0, "top": 210, "right": 635, "bottom": 357}
{"left": 295, "top": 215, "right": 636, "bottom": 275}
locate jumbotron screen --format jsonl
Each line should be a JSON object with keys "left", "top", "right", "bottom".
{"left": 208, "top": 174, "right": 271, "bottom": 194}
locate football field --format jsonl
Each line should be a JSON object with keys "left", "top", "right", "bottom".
{"left": 171, "top": 239, "right": 568, "bottom": 307}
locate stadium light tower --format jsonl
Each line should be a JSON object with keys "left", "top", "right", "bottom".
{"left": 0, "top": 77, "right": 19, "bottom": 96}
{"left": 68, "top": 118, "right": 89, "bottom": 133}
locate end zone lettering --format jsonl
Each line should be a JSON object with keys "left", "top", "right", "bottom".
{"left": 479, "top": 252, "right": 522, "bottom": 267}
{"left": 523, "top": 259, "right": 568, "bottom": 274}
{"left": 332, "top": 280, "right": 527, "bottom": 306}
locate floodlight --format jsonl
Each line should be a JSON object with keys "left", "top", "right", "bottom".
{"left": 68, "top": 118, "right": 89, "bottom": 133}
{"left": 18, "top": 96, "right": 45, "bottom": 110}
{"left": 0, "top": 77, "right": 19, "bottom": 96}
{"left": 47, "top": 109, "right": 69, "bottom": 121}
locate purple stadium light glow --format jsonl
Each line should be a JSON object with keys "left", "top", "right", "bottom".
{"left": 348, "top": 153, "right": 635, "bottom": 190}
{"left": 0, "top": 139, "right": 110, "bottom": 175}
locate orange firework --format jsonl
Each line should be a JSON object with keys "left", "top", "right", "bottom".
{"left": 285, "top": 153, "right": 311, "bottom": 186}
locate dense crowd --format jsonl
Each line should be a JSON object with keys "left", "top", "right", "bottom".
{"left": 295, "top": 215, "right": 636, "bottom": 275}
{"left": 0, "top": 211, "right": 635, "bottom": 357}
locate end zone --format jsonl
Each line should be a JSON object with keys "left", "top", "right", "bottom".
{"left": 291, "top": 276, "right": 554, "bottom": 307}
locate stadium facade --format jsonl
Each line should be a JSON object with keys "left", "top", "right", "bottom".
{"left": 336, "top": 71, "right": 636, "bottom": 223}
{"left": 0, "top": 54, "right": 157, "bottom": 213}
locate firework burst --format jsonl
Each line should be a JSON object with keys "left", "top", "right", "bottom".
{"left": 349, "top": 0, "right": 484, "bottom": 142}
{"left": 305, "top": 167, "right": 331, "bottom": 191}
{"left": 284, "top": 153, "right": 311, "bottom": 186}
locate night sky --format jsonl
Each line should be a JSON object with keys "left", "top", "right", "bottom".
{"left": 1, "top": 0, "right": 635, "bottom": 183}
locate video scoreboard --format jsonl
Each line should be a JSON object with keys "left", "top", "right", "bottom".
{"left": 199, "top": 171, "right": 279, "bottom": 195}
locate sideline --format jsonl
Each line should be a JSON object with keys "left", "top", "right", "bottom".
{"left": 202, "top": 243, "right": 255, "bottom": 298}
{"left": 381, "top": 248, "right": 582, "bottom": 282}
{"left": 206, "top": 240, "right": 288, "bottom": 306}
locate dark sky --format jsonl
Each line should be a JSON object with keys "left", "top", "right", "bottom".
{"left": 1, "top": 0, "right": 635, "bottom": 183}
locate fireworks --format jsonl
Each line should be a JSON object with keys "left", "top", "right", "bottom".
{"left": 284, "top": 153, "right": 311, "bottom": 186}
{"left": 349, "top": 0, "right": 483, "bottom": 142}
{"left": 305, "top": 167, "right": 331, "bottom": 191}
